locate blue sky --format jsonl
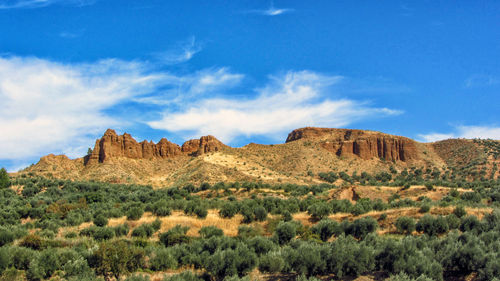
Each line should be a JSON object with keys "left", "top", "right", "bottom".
{"left": 0, "top": 0, "right": 499, "bottom": 171}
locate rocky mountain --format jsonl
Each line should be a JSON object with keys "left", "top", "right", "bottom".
{"left": 22, "top": 127, "right": 500, "bottom": 186}
{"left": 286, "top": 127, "right": 418, "bottom": 161}
{"left": 85, "top": 129, "right": 227, "bottom": 165}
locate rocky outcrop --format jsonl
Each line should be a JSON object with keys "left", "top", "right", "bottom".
{"left": 286, "top": 127, "right": 418, "bottom": 162}
{"left": 181, "top": 135, "right": 227, "bottom": 156}
{"left": 86, "top": 129, "right": 227, "bottom": 165}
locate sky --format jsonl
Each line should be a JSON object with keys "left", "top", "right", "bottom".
{"left": 0, "top": 0, "right": 499, "bottom": 171}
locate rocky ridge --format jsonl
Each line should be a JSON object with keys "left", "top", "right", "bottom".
{"left": 86, "top": 129, "right": 227, "bottom": 165}
{"left": 286, "top": 127, "right": 418, "bottom": 162}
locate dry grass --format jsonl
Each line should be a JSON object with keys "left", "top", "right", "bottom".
{"left": 107, "top": 210, "right": 244, "bottom": 237}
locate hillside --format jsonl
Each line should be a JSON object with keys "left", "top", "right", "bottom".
{"left": 21, "top": 127, "right": 499, "bottom": 186}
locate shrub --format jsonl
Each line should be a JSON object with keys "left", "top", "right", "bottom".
{"left": 254, "top": 206, "right": 268, "bottom": 222}
{"left": 274, "top": 222, "right": 296, "bottom": 245}
{"left": 204, "top": 245, "right": 257, "bottom": 279}
{"left": 154, "top": 206, "right": 172, "bottom": 217}
{"left": 419, "top": 204, "right": 431, "bottom": 213}
{"left": 246, "top": 236, "right": 275, "bottom": 256}
{"left": 132, "top": 224, "right": 155, "bottom": 238}
{"left": 150, "top": 248, "right": 177, "bottom": 271}
{"left": 237, "top": 225, "right": 262, "bottom": 239}
{"left": 395, "top": 217, "right": 416, "bottom": 235}
{"left": 311, "top": 219, "right": 341, "bottom": 242}
{"left": 26, "top": 249, "right": 61, "bottom": 280}
{"left": 0, "top": 228, "right": 15, "bottom": 246}
{"left": 0, "top": 168, "right": 10, "bottom": 189}
{"left": 93, "top": 227, "right": 115, "bottom": 241}
{"left": 93, "top": 215, "right": 108, "bottom": 227}
{"left": 307, "top": 202, "right": 331, "bottom": 221}
{"left": 63, "top": 257, "right": 95, "bottom": 280}
{"left": 199, "top": 226, "right": 224, "bottom": 238}
{"left": 19, "top": 234, "right": 45, "bottom": 250}
{"left": 159, "top": 225, "right": 190, "bottom": 247}
{"left": 460, "top": 215, "right": 483, "bottom": 233}
{"left": 95, "top": 240, "right": 145, "bottom": 281}
{"left": 113, "top": 224, "right": 130, "bottom": 237}
{"left": 258, "top": 251, "right": 285, "bottom": 273}
{"left": 127, "top": 207, "right": 144, "bottom": 220}
{"left": 219, "top": 202, "right": 238, "bottom": 218}
{"left": 453, "top": 206, "right": 467, "bottom": 218}
{"left": 194, "top": 206, "right": 208, "bottom": 219}
{"left": 345, "top": 217, "right": 378, "bottom": 239}
{"left": 0, "top": 247, "right": 8, "bottom": 274}
{"left": 416, "top": 215, "right": 449, "bottom": 236}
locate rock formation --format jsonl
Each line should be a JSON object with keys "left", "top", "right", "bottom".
{"left": 286, "top": 127, "right": 418, "bottom": 162}
{"left": 181, "top": 135, "right": 227, "bottom": 156}
{"left": 86, "top": 129, "right": 226, "bottom": 165}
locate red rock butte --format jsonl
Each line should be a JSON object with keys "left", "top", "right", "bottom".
{"left": 85, "top": 129, "right": 227, "bottom": 165}
{"left": 286, "top": 127, "right": 418, "bottom": 162}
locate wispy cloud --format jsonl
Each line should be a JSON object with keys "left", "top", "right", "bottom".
{"left": 0, "top": 0, "right": 95, "bottom": 9}
{"left": 133, "top": 67, "right": 244, "bottom": 105}
{"left": 246, "top": 1, "right": 293, "bottom": 16}
{"left": 58, "top": 29, "right": 85, "bottom": 39}
{"left": 464, "top": 74, "right": 499, "bottom": 88}
{"left": 154, "top": 36, "right": 202, "bottom": 65}
{"left": 147, "top": 71, "right": 402, "bottom": 142}
{"left": 0, "top": 55, "right": 165, "bottom": 160}
{"left": 418, "top": 125, "right": 500, "bottom": 142}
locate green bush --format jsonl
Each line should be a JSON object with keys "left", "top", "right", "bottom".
{"left": 219, "top": 202, "right": 238, "bottom": 218}
{"left": 395, "top": 217, "right": 416, "bottom": 235}
{"left": 93, "top": 215, "right": 108, "bottom": 227}
{"left": 307, "top": 202, "right": 331, "bottom": 220}
{"left": 204, "top": 244, "right": 257, "bottom": 279}
{"left": 150, "top": 248, "right": 177, "bottom": 271}
{"left": 159, "top": 225, "right": 190, "bottom": 247}
{"left": 258, "top": 251, "right": 285, "bottom": 273}
{"left": 0, "top": 168, "right": 10, "bottom": 189}
{"left": 311, "top": 219, "right": 340, "bottom": 242}
{"left": 345, "top": 217, "right": 378, "bottom": 239}
{"left": 0, "top": 228, "right": 15, "bottom": 246}
{"left": 274, "top": 222, "right": 296, "bottom": 245}
{"left": 113, "top": 224, "right": 130, "bottom": 237}
{"left": 199, "top": 226, "right": 224, "bottom": 238}
{"left": 127, "top": 207, "right": 144, "bottom": 220}
{"left": 453, "top": 206, "right": 467, "bottom": 218}
{"left": 419, "top": 204, "right": 430, "bottom": 213}
{"left": 254, "top": 206, "right": 268, "bottom": 222}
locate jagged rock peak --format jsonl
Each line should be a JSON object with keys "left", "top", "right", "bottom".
{"left": 86, "top": 129, "right": 227, "bottom": 165}
{"left": 182, "top": 135, "right": 227, "bottom": 156}
{"left": 286, "top": 127, "right": 418, "bottom": 162}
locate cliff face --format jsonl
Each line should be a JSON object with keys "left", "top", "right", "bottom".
{"left": 86, "top": 129, "right": 226, "bottom": 165}
{"left": 181, "top": 135, "right": 227, "bottom": 156}
{"left": 286, "top": 127, "right": 418, "bottom": 162}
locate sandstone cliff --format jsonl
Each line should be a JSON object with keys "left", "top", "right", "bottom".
{"left": 286, "top": 127, "right": 418, "bottom": 162}
{"left": 86, "top": 129, "right": 226, "bottom": 165}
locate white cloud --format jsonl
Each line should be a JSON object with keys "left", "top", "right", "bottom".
{"left": 0, "top": 56, "right": 164, "bottom": 160}
{"left": 0, "top": 0, "right": 95, "bottom": 9}
{"left": 261, "top": 7, "right": 293, "bottom": 16}
{"left": 147, "top": 71, "right": 402, "bottom": 143}
{"left": 246, "top": 1, "right": 293, "bottom": 16}
{"left": 418, "top": 125, "right": 500, "bottom": 142}
{"left": 154, "top": 36, "right": 202, "bottom": 65}
{"left": 133, "top": 67, "right": 244, "bottom": 105}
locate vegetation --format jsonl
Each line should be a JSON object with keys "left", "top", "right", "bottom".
{"left": 0, "top": 168, "right": 498, "bottom": 280}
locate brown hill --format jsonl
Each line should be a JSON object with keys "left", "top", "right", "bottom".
{"left": 21, "top": 127, "right": 499, "bottom": 186}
